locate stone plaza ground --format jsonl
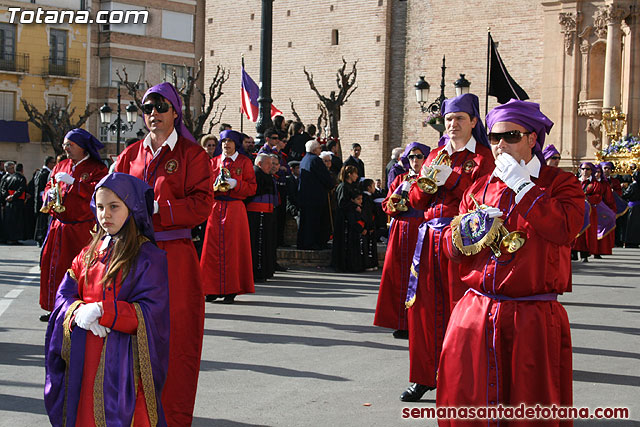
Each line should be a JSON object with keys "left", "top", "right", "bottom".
{"left": 0, "top": 243, "right": 638, "bottom": 426}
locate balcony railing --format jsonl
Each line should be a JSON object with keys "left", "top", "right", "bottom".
{"left": 0, "top": 52, "right": 29, "bottom": 73}
{"left": 43, "top": 57, "right": 80, "bottom": 77}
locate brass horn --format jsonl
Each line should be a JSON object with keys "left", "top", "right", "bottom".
{"left": 417, "top": 150, "right": 451, "bottom": 194}
{"left": 386, "top": 193, "right": 408, "bottom": 213}
{"left": 213, "top": 167, "right": 231, "bottom": 192}
{"left": 40, "top": 179, "right": 66, "bottom": 214}
{"left": 468, "top": 194, "right": 525, "bottom": 257}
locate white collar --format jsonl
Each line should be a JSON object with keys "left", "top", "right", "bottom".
{"left": 524, "top": 155, "right": 541, "bottom": 179}
{"left": 444, "top": 135, "right": 477, "bottom": 155}
{"left": 43, "top": 165, "right": 52, "bottom": 172}
{"left": 143, "top": 129, "right": 178, "bottom": 155}
{"left": 72, "top": 154, "right": 90, "bottom": 170}
{"left": 223, "top": 151, "right": 239, "bottom": 162}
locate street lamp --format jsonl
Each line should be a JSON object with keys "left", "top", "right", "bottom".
{"left": 99, "top": 83, "right": 139, "bottom": 155}
{"left": 415, "top": 55, "right": 447, "bottom": 116}
{"left": 454, "top": 74, "right": 471, "bottom": 96}
{"left": 254, "top": 0, "right": 274, "bottom": 147}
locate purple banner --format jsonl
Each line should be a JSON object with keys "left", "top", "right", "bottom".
{"left": 576, "top": 200, "right": 590, "bottom": 238}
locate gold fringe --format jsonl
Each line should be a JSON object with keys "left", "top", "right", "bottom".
{"left": 451, "top": 214, "right": 504, "bottom": 256}
{"left": 93, "top": 334, "right": 108, "bottom": 427}
{"left": 67, "top": 269, "right": 77, "bottom": 281}
{"left": 405, "top": 295, "right": 416, "bottom": 309}
{"left": 61, "top": 300, "right": 82, "bottom": 427}
{"left": 409, "top": 263, "right": 418, "bottom": 279}
{"left": 134, "top": 303, "right": 158, "bottom": 426}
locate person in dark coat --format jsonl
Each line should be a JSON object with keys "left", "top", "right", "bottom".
{"left": 343, "top": 143, "right": 365, "bottom": 178}
{"left": 34, "top": 156, "right": 55, "bottom": 246}
{"left": 23, "top": 165, "right": 37, "bottom": 241}
{"left": 385, "top": 147, "right": 405, "bottom": 190}
{"left": 327, "top": 139, "right": 343, "bottom": 177}
{"left": 0, "top": 161, "right": 27, "bottom": 244}
{"left": 286, "top": 122, "right": 308, "bottom": 162}
{"left": 297, "top": 140, "right": 334, "bottom": 250}
{"left": 622, "top": 170, "right": 640, "bottom": 248}
{"left": 332, "top": 184, "right": 366, "bottom": 273}
{"left": 286, "top": 160, "right": 301, "bottom": 226}
{"left": 360, "top": 178, "right": 379, "bottom": 270}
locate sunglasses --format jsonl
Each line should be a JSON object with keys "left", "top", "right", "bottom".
{"left": 549, "top": 156, "right": 561, "bottom": 160}
{"left": 407, "top": 154, "right": 425, "bottom": 160}
{"left": 579, "top": 167, "right": 591, "bottom": 170}
{"left": 141, "top": 102, "right": 171, "bottom": 115}
{"left": 488, "top": 130, "right": 531, "bottom": 144}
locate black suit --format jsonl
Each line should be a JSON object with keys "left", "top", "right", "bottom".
{"left": 34, "top": 166, "right": 52, "bottom": 246}
{"left": 297, "top": 153, "right": 334, "bottom": 249}
{"left": 344, "top": 155, "right": 365, "bottom": 179}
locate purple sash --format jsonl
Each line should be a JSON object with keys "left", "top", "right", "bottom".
{"left": 405, "top": 217, "right": 453, "bottom": 307}
{"left": 613, "top": 193, "right": 629, "bottom": 217}
{"left": 155, "top": 228, "right": 191, "bottom": 241}
{"left": 595, "top": 201, "right": 616, "bottom": 239}
{"left": 468, "top": 287, "right": 558, "bottom": 301}
{"left": 576, "top": 200, "right": 590, "bottom": 238}
{"left": 215, "top": 195, "right": 240, "bottom": 202}
{"left": 629, "top": 200, "right": 640, "bottom": 208}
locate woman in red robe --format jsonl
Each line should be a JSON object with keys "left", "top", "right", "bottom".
{"left": 373, "top": 142, "right": 428, "bottom": 337}
{"left": 201, "top": 129, "right": 257, "bottom": 303}
{"left": 572, "top": 162, "right": 602, "bottom": 262}
{"left": 39, "top": 129, "right": 108, "bottom": 319}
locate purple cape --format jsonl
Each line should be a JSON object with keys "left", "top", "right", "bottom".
{"left": 143, "top": 82, "right": 195, "bottom": 143}
{"left": 542, "top": 144, "right": 560, "bottom": 161}
{"left": 438, "top": 93, "right": 490, "bottom": 148}
{"left": 44, "top": 243, "right": 170, "bottom": 426}
{"left": 486, "top": 99, "right": 554, "bottom": 163}
{"left": 65, "top": 128, "right": 104, "bottom": 163}
{"left": 400, "top": 142, "right": 431, "bottom": 170}
{"left": 91, "top": 172, "right": 156, "bottom": 243}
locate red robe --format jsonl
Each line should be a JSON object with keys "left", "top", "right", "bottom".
{"left": 572, "top": 178, "right": 602, "bottom": 254}
{"left": 115, "top": 135, "right": 212, "bottom": 427}
{"left": 595, "top": 180, "right": 617, "bottom": 255}
{"left": 437, "top": 164, "right": 584, "bottom": 426}
{"left": 201, "top": 153, "right": 257, "bottom": 295}
{"left": 373, "top": 172, "right": 424, "bottom": 331}
{"left": 71, "top": 247, "right": 150, "bottom": 427}
{"left": 39, "top": 158, "right": 108, "bottom": 311}
{"left": 406, "top": 142, "right": 494, "bottom": 387}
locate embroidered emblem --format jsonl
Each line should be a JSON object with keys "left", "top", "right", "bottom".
{"left": 80, "top": 173, "right": 89, "bottom": 181}
{"left": 236, "top": 168, "right": 242, "bottom": 175}
{"left": 462, "top": 160, "right": 476, "bottom": 173}
{"left": 165, "top": 159, "right": 179, "bottom": 174}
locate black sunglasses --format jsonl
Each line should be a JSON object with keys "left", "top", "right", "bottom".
{"left": 579, "top": 167, "right": 591, "bottom": 170}
{"left": 488, "top": 130, "right": 531, "bottom": 145}
{"left": 141, "top": 102, "right": 171, "bottom": 115}
{"left": 549, "top": 156, "right": 561, "bottom": 160}
{"left": 407, "top": 154, "right": 425, "bottom": 160}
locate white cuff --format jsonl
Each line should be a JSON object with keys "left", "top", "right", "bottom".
{"left": 514, "top": 182, "right": 535, "bottom": 204}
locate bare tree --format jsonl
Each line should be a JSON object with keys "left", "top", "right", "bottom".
{"left": 304, "top": 57, "right": 358, "bottom": 155}
{"left": 117, "top": 57, "right": 230, "bottom": 141}
{"left": 316, "top": 103, "right": 328, "bottom": 139}
{"left": 289, "top": 98, "right": 302, "bottom": 123}
{"left": 21, "top": 100, "right": 95, "bottom": 156}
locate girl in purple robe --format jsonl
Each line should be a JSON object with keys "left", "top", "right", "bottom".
{"left": 44, "top": 173, "right": 170, "bottom": 427}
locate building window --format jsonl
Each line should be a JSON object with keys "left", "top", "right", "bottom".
{"left": 0, "top": 91, "right": 15, "bottom": 120}
{"left": 162, "top": 64, "right": 193, "bottom": 87}
{"left": 0, "top": 23, "right": 16, "bottom": 71}
{"left": 100, "top": 58, "right": 145, "bottom": 88}
{"left": 48, "top": 94, "right": 68, "bottom": 109}
{"left": 49, "top": 29, "right": 68, "bottom": 75}
{"left": 161, "top": 10, "right": 193, "bottom": 42}
{"left": 331, "top": 29, "right": 339, "bottom": 45}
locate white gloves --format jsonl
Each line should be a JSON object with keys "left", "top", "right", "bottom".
{"left": 432, "top": 164, "right": 453, "bottom": 186}
{"left": 55, "top": 172, "right": 75, "bottom": 185}
{"left": 153, "top": 200, "right": 159, "bottom": 214}
{"left": 494, "top": 154, "right": 534, "bottom": 203}
{"left": 481, "top": 206, "right": 503, "bottom": 219}
{"left": 88, "top": 322, "right": 110, "bottom": 338}
{"left": 74, "top": 302, "right": 103, "bottom": 330}
{"left": 226, "top": 178, "right": 238, "bottom": 189}
{"left": 400, "top": 180, "right": 412, "bottom": 193}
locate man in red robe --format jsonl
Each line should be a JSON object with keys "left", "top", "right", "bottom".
{"left": 39, "top": 129, "right": 108, "bottom": 321}
{"left": 400, "top": 94, "right": 494, "bottom": 402}
{"left": 437, "top": 100, "right": 584, "bottom": 426}
{"left": 115, "top": 82, "right": 212, "bottom": 426}
{"left": 201, "top": 129, "right": 257, "bottom": 303}
{"left": 572, "top": 162, "right": 602, "bottom": 262}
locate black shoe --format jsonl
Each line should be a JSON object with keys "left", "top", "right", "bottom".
{"left": 274, "top": 263, "right": 288, "bottom": 272}
{"left": 581, "top": 257, "right": 588, "bottom": 263}
{"left": 205, "top": 295, "right": 220, "bottom": 302}
{"left": 393, "top": 330, "right": 409, "bottom": 339}
{"left": 400, "top": 383, "right": 435, "bottom": 402}
{"left": 571, "top": 251, "right": 578, "bottom": 261}
{"left": 593, "top": 254, "right": 602, "bottom": 259}
{"left": 39, "top": 313, "right": 50, "bottom": 322}
{"left": 222, "top": 294, "right": 237, "bottom": 304}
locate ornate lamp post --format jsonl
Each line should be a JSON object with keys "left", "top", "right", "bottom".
{"left": 601, "top": 106, "right": 626, "bottom": 142}
{"left": 99, "top": 82, "right": 138, "bottom": 155}
{"left": 454, "top": 73, "right": 471, "bottom": 96}
{"left": 254, "top": 0, "right": 274, "bottom": 147}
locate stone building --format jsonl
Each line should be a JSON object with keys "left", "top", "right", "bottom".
{"left": 204, "top": 0, "right": 639, "bottom": 178}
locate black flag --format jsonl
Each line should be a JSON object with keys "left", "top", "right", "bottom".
{"left": 487, "top": 34, "right": 529, "bottom": 104}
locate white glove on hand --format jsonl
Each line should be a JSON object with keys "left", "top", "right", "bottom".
{"left": 494, "top": 153, "right": 534, "bottom": 203}
{"left": 432, "top": 164, "right": 453, "bottom": 186}
{"left": 74, "top": 302, "right": 103, "bottom": 330}
{"left": 88, "top": 321, "right": 111, "bottom": 338}
{"left": 55, "top": 172, "right": 75, "bottom": 185}
{"left": 481, "top": 206, "right": 503, "bottom": 219}
{"left": 400, "top": 180, "right": 412, "bottom": 193}
{"left": 153, "top": 200, "right": 159, "bottom": 214}
{"left": 226, "top": 178, "right": 238, "bottom": 189}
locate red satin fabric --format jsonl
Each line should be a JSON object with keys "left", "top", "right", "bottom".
{"left": 573, "top": 179, "right": 602, "bottom": 253}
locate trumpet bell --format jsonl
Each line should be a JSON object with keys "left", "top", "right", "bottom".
{"left": 500, "top": 231, "right": 525, "bottom": 253}
{"left": 416, "top": 176, "right": 437, "bottom": 194}
{"left": 418, "top": 150, "right": 451, "bottom": 194}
